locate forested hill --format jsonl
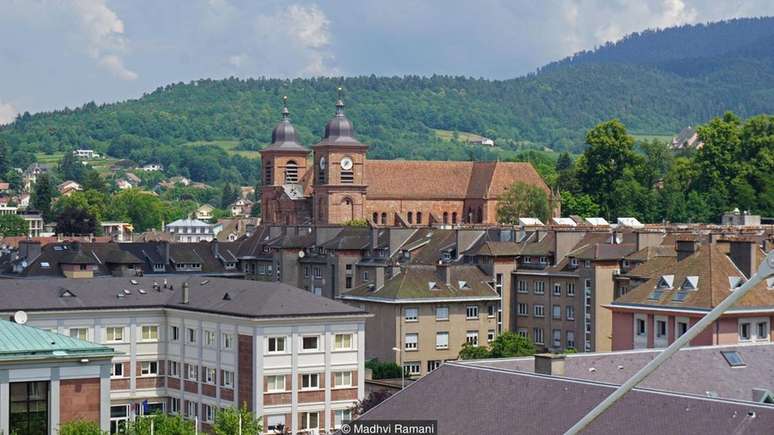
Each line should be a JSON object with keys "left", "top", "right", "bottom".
{"left": 2, "top": 17, "right": 774, "bottom": 185}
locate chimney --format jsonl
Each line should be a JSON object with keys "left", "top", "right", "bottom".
{"left": 211, "top": 239, "right": 219, "bottom": 258}
{"left": 182, "top": 282, "right": 190, "bottom": 304}
{"left": 370, "top": 227, "right": 379, "bottom": 252}
{"left": 676, "top": 240, "right": 700, "bottom": 261}
{"left": 554, "top": 230, "right": 585, "bottom": 265}
{"left": 635, "top": 231, "right": 663, "bottom": 251}
{"left": 534, "top": 353, "right": 566, "bottom": 376}
{"left": 437, "top": 262, "right": 451, "bottom": 286}
{"left": 728, "top": 240, "right": 757, "bottom": 279}
{"left": 19, "top": 240, "right": 41, "bottom": 261}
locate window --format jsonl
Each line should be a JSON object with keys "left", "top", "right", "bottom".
{"left": 656, "top": 320, "right": 667, "bottom": 337}
{"left": 202, "top": 404, "right": 215, "bottom": 423}
{"left": 517, "top": 328, "right": 528, "bottom": 338}
{"left": 487, "top": 304, "right": 496, "bottom": 318}
{"left": 517, "top": 303, "right": 529, "bottom": 316}
{"left": 304, "top": 266, "right": 310, "bottom": 278}
{"left": 300, "top": 411, "right": 320, "bottom": 430}
{"left": 427, "top": 360, "right": 442, "bottom": 373}
{"left": 302, "top": 373, "right": 320, "bottom": 390}
{"left": 404, "top": 307, "right": 418, "bottom": 322}
{"left": 739, "top": 317, "right": 769, "bottom": 342}
{"left": 168, "top": 361, "right": 179, "bottom": 377}
{"left": 204, "top": 367, "right": 216, "bottom": 384}
{"left": 284, "top": 160, "right": 298, "bottom": 183}
{"left": 346, "top": 276, "right": 352, "bottom": 289}
{"left": 334, "top": 333, "right": 353, "bottom": 350}
{"left": 268, "top": 336, "right": 286, "bottom": 353}
{"left": 266, "top": 375, "right": 286, "bottom": 392}
{"left": 170, "top": 398, "right": 180, "bottom": 414}
{"left": 141, "top": 325, "right": 158, "bottom": 341}
{"left": 185, "top": 364, "right": 199, "bottom": 381}
{"left": 567, "top": 282, "right": 575, "bottom": 296}
{"left": 553, "top": 283, "right": 562, "bottom": 296}
{"left": 204, "top": 330, "right": 215, "bottom": 347}
{"left": 334, "top": 409, "right": 352, "bottom": 429}
{"left": 721, "top": 351, "right": 746, "bottom": 367}
{"left": 436, "top": 306, "right": 449, "bottom": 321}
{"left": 466, "top": 305, "right": 479, "bottom": 319}
{"left": 540, "top": 256, "right": 548, "bottom": 264}
{"left": 222, "top": 370, "right": 234, "bottom": 388}
{"left": 404, "top": 333, "right": 418, "bottom": 350}
{"left": 404, "top": 362, "right": 421, "bottom": 376}
{"left": 534, "top": 281, "right": 545, "bottom": 294}
{"left": 362, "top": 271, "right": 370, "bottom": 281}
{"left": 185, "top": 401, "right": 197, "bottom": 418}
{"left": 566, "top": 331, "right": 576, "bottom": 349}
{"left": 9, "top": 381, "right": 49, "bottom": 435}
{"left": 757, "top": 321, "right": 769, "bottom": 340}
{"left": 436, "top": 332, "right": 449, "bottom": 349}
{"left": 302, "top": 336, "right": 320, "bottom": 351}
{"left": 69, "top": 328, "right": 88, "bottom": 341}
{"left": 552, "top": 305, "right": 561, "bottom": 320}
{"left": 140, "top": 361, "right": 158, "bottom": 376}
{"left": 106, "top": 327, "right": 123, "bottom": 342}
{"left": 566, "top": 305, "right": 575, "bottom": 320}
{"left": 222, "top": 333, "right": 234, "bottom": 350}
{"left": 487, "top": 330, "right": 496, "bottom": 342}
{"left": 533, "top": 304, "right": 545, "bottom": 318}
{"left": 407, "top": 211, "right": 413, "bottom": 224}
{"left": 313, "top": 267, "right": 322, "bottom": 278}
{"left": 170, "top": 326, "right": 180, "bottom": 342}
{"left": 533, "top": 328, "right": 544, "bottom": 345}
{"left": 110, "top": 404, "right": 129, "bottom": 433}
{"left": 111, "top": 363, "right": 123, "bottom": 377}
{"left": 186, "top": 328, "right": 196, "bottom": 344}
{"left": 676, "top": 318, "right": 689, "bottom": 337}
{"left": 267, "top": 415, "right": 286, "bottom": 433}
{"left": 524, "top": 256, "right": 532, "bottom": 264}
{"left": 334, "top": 371, "right": 352, "bottom": 387}
{"left": 585, "top": 260, "right": 592, "bottom": 268}
{"left": 466, "top": 331, "right": 479, "bottom": 346}
{"left": 553, "top": 329, "right": 561, "bottom": 347}
{"left": 517, "top": 280, "right": 528, "bottom": 293}
{"left": 585, "top": 279, "right": 592, "bottom": 290}
{"left": 636, "top": 318, "right": 646, "bottom": 336}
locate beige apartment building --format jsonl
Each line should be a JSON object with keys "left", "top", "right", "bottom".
{"left": 341, "top": 264, "right": 499, "bottom": 377}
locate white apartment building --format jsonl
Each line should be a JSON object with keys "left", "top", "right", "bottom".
{"left": 0, "top": 276, "right": 368, "bottom": 434}
{"left": 166, "top": 218, "right": 218, "bottom": 243}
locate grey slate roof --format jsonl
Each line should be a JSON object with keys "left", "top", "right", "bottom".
{"left": 0, "top": 276, "right": 367, "bottom": 320}
{"left": 468, "top": 343, "right": 774, "bottom": 403}
{"left": 360, "top": 363, "right": 774, "bottom": 434}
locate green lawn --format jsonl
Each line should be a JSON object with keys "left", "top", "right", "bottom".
{"left": 433, "top": 129, "right": 487, "bottom": 142}
{"left": 181, "top": 140, "right": 260, "bottom": 158}
{"left": 34, "top": 152, "right": 120, "bottom": 176}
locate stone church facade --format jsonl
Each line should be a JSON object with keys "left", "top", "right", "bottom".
{"left": 260, "top": 98, "right": 558, "bottom": 226}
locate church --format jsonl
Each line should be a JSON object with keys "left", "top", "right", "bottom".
{"left": 260, "top": 96, "right": 557, "bottom": 226}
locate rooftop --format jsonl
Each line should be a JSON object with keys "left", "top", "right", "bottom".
{"left": 0, "top": 319, "right": 115, "bottom": 362}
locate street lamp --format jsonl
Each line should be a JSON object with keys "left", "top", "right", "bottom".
{"left": 392, "top": 346, "right": 404, "bottom": 389}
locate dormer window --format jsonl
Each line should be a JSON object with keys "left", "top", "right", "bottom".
{"left": 428, "top": 281, "right": 440, "bottom": 291}
{"left": 570, "top": 258, "right": 578, "bottom": 267}
{"left": 523, "top": 256, "right": 531, "bottom": 264}
{"left": 729, "top": 276, "right": 745, "bottom": 290}
{"left": 657, "top": 275, "right": 675, "bottom": 289}
{"left": 458, "top": 280, "right": 471, "bottom": 290}
{"left": 681, "top": 276, "right": 699, "bottom": 291}
{"left": 539, "top": 256, "right": 548, "bottom": 264}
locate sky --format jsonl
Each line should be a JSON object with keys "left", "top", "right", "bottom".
{"left": 1, "top": 0, "right": 774, "bottom": 123}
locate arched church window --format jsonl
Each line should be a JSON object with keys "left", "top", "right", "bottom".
{"left": 381, "top": 212, "right": 387, "bottom": 225}
{"left": 407, "top": 212, "right": 413, "bottom": 224}
{"left": 443, "top": 212, "right": 449, "bottom": 224}
{"left": 417, "top": 212, "right": 423, "bottom": 224}
{"left": 284, "top": 160, "right": 298, "bottom": 183}
{"left": 452, "top": 212, "right": 458, "bottom": 224}
{"left": 373, "top": 212, "right": 378, "bottom": 223}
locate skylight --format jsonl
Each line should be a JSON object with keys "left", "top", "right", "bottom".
{"left": 672, "top": 291, "right": 688, "bottom": 302}
{"left": 721, "top": 351, "right": 745, "bottom": 367}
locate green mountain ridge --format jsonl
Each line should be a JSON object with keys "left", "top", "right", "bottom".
{"left": 2, "top": 17, "right": 774, "bottom": 186}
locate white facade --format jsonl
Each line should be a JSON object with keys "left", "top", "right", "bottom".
{"left": 15, "top": 307, "right": 366, "bottom": 434}
{"left": 166, "top": 219, "right": 218, "bottom": 243}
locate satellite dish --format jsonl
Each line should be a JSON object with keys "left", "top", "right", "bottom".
{"left": 298, "top": 250, "right": 306, "bottom": 258}
{"left": 13, "top": 310, "right": 28, "bottom": 325}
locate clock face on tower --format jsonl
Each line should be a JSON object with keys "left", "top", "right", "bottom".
{"left": 340, "top": 156, "right": 353, "bottom": 170}
{"left": 319, "top": 156, "right": 326, "bottom": 170}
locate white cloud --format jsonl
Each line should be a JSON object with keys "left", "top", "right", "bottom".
{"left": 0, "top": 100, "right": 18, "bottom": 125}
{"left": 255, "top": 4, "right": 338, "bottom": 76}
{"left": 228, "top": 54, "right": 247, "bottom": 67}
{"left": 98, "top": 55, "right": 139, "bottom": 80}
{"left": 71, "top": 0, "right": 138, "bottom": 80}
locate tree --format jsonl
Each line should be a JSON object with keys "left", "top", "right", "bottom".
{"left": 352, "top": 390, "right": 393, "bottom": 417}
{"left": 0, "top": 138, "right": 9, "bottom": 177}
{"left": 496, "top": 181, "right": 551, "bottom": 224}
{"left": 108, "top": 189, "right": 166, "bottom": 232}
{"left": 365, "top": 359, "right": 402, "bottom": 380}
{"left": 488, "top": 332, "right": 536, "bottom": 358}
{"left": 53, "top": 189, "right": 110, "bottom": 222}
{"left": 220, "top": 182, "right": 238, "bottom": 209}
{"left": 58, "top": 420, "right": 107, "bottom": 435}
{"left": 126, "top": 412, "right": 195, "bottom": 435}
{"left": 560, "top": 191, "right": 600, "bottom": 218}
{"left": 81, "top": 168, "right": 107, "bottom": 192}
{"left": 0, "top": 214, "right": 28, "bottom": 236}
{"left": 58, "top": 151, "right": 84, "bottom": 182}
{"left": 56, "top": 206, "right": 97, "bottom": 235}
{"left": 31, "top": 173, "right": 56, "bottom": 221}
{"left": 555, "top": 152, "right": 572, "bottom": 171}
{"left": 458, "top": 342, "right": 490, "bottom": 360}
{"left": 576, "top": 120, "right": 640, "bottom": 219}
{"left": 213, "top": 405, "right": 262, "bottom": 435}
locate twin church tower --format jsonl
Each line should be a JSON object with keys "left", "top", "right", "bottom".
{"left": 260, "top": 92, "right": 555, "bottom": 226}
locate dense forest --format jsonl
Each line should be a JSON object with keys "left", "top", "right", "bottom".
{"left": 0, "top": 17, "right": 772, "bottom": 223}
